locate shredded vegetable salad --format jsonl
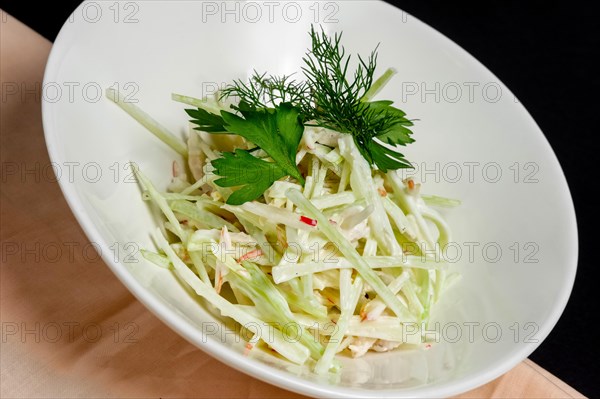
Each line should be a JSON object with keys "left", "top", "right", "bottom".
{"left": 107, "top": 26, "right": 460, "bottom": 373}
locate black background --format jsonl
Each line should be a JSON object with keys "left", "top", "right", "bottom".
{"left": 2, "top": 1, "right": 598, "bottom": 397}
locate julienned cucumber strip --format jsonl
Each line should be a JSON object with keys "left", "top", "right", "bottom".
{"left": 272, "top": 256, "right": 446, "bottom": 284}
{"left": 315, "top": 270, "right": 363, "bottom": 374}
{"left": 106, "top": 88, "right": 187, "bottom": 157}
{"left": 171, "top": 93, "right": 226, "bottom": 116}
{"left": 361, "top": 68, "right": 397, "bottom": 102}
{"left": 133, "top": 165, "right": 186, "bottom": 240}
{"left": 140, "top": 249, "right": 170, "bottom": 269}
{"left": 422, "top": 194, "right": 461, "bottom": 208}
{"left": 286, "top": 188, "right": 412, "bottom": 320}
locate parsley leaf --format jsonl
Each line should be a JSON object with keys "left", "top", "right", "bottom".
{"left": 365, "top": 140, "right": 411, "bottom": 172}
{"left": 219, "top": 102, "right": 304, "bottom": 184}
{"left": 362, "top": 100, "right": 415, "bottom": 171}
{"left": 185, "top": 108, "right": 225, "bottom": 132}
{"left": 201, "top": 102, "right": 304, "bottom": 204}
{"left": 212, "top": 150, "right": 287, "bottom": 205}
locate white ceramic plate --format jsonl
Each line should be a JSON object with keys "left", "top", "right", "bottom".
{"left": 43, "top": 1, "right": 578, "bottom": 397}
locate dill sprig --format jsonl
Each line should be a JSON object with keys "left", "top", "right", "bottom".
{"left": 222, "top": 72, "right": 310, "bottom": 109}
{"left": 220, "top": 25, "right": 415, "bottom": 171}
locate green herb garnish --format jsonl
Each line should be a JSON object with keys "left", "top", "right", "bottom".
{"left": 210, "top": 102, "right": 304, "bottom": 205}
{"left": 186, "top": 26, "right": 415, "bottom": 204}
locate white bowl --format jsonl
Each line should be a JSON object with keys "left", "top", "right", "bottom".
{"left": 42, "top": 1, "right": 578, "bottom": 397}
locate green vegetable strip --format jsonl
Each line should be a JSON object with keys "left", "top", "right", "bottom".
{"left": 141, "top": 249, "right": 170, "bottom": 269}
{"left": 339, "top": 136, "right": 401, "bottom": 255}
{"left": 153, "top": 229, "right": 310, "bottom": 364}
{"left": 171, "top": 93, "right": 225, "bottom": 115}
{"left": 170, "top": 200, "right": 239, "bottom": 232}
{"left": 310, "top": 191, "right": 356, "bottom": 210}
{"left": 295, "top": 229, "right": 314, "bottom": 301}
{"left": 189, "top": 251, "right": 211, "bottom": 285}
{"left": 383, "top": 196, "right": 415, "bottom": 239}
{"left": 277, "top": 280, "right": 328, "bottom": 319}
{"left": 210, "top": 243, "right": 249, "bottom": 275}
{"left": 238, "top": 202, "right": 316, "bottom": 231}
{"left": 301, "top": 273, "right": 314, "bottom": 301}
{"left": 421, "top": 207, "right": 452, "bottom": 250}
{"left": 387, "top": 172, "right": 436, "bottom": 250}
{"left": 236, "top": 215, "right": 279, "bottom": 264}
{"left": 367, "top": 256, "right": 445, "bottom": 268}
{"left": 292, "top": 227, "right": 315, "bottom": 300}
{"left": 133, "top": 165, "right": 185, "bottom": 240}
{"left": 346, "top": 317, "right": 421, "bottom": 344}
{"left": 286, "top": 188, "right": 408, "bottom": 319}
{"left": 421, "top": 194, "right": 462, "bottom": 208}
{"left": 388, "top": 173, "right": 445, "bottom": 316}
{"left": 309, "top": 316, "right": 421, "bottom": 344}
{"left": 361, "top": 271, "right": 412, "bottom": 321}
{"left": 180, "top": 178, "right": 205, "bottom": 195}
{"left": 315, "top": 270, "right": 363, "bottom": 374}
{"left": 311, "top": 158, "right": 327, "bottom": 198}
{"left": 199, "top": 141, "right": 219, "bottom": 161}
{"left": 361, "top": 67, "right": 397, "bottom": 102}
{"left": 272, "top": 256, "right": 444, "bottom": 284}
{"left": 236, "top": 305, "right": 328, "bottom": 328}
{"left": 402, "top": 280, "right": 425, "bottom": 316}
{"left": 303, "top": 175, "right": 315, "bottom": 199}
{"left": 106, "top": 89, "right": 187, "bottom": 157}
{"left": 143, "top": 191, "right": 207, "bottom": 202}
{"left": 221, "top": 206, "right": 273, "bottom": 236}
{"left": 422, "top": 205, "right": 453, "bottom": 302}
{"left": 337, "top": 161, "right": 350, "bottom": 193}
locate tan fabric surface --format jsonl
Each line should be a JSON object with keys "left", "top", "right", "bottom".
{"left": 0, "top": 11, "right": 585, "bottom": 399}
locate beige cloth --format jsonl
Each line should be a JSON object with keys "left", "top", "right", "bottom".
{"left": 0, "top": 11, "right": 584, "bottom": 399}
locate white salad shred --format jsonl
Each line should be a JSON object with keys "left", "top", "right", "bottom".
{"left": 107, "top": 89, "right": 460, "bottom": 373}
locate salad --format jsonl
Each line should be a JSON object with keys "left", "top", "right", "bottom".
{"left": 107, "top": 26, "right": 459, "bottom": 373}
